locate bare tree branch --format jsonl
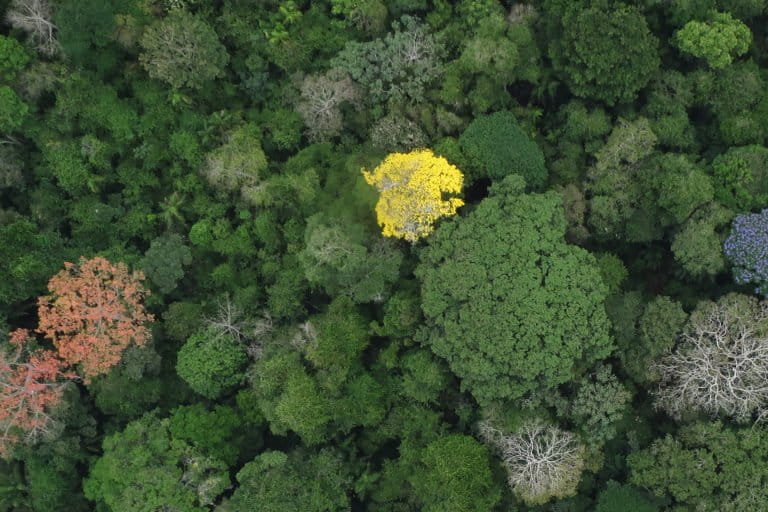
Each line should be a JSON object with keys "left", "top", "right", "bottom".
{"left": 479, "top": 420, "right": 585, "bottom": 505}
{"left": 6, "top": 0, "right": 60, "bottom": 56}
{"left": 653, "top": 294, "right": 768, "bottom": 423}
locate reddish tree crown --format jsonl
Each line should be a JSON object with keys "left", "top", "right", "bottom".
{"left": 36, "top": 256, "right": 154, "bottom": 381}
{"left": 0, "top": 329, "right": 74, "bottom": 458}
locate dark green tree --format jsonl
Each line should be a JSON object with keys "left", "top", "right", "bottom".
{"left": 595, "top": 482, "right": 659, "bottom": 512}
{"left": 550, "top": 3, "right": 660, "bottom": 104}
{"left": 331, "top": 15, "right": 444, "bottom": 104}
{"left": 169, "top": 404, "right": 262, "bottom": 467}
{"left": 0, "top": 220, "right": 65, "bottom": 305}
{"left": 458, "top": 110, "right": 547, "bottom": 188}
{"left": 140, "top": 233, "right": 192, "bottom": 294}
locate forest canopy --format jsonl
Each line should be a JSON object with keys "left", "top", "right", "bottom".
{"left": 1, "top": 0, "right": 768, "bottom": 511}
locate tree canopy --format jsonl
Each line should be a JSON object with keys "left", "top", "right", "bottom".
{"left": 417, "top": 175, "right": 612, "bottom": 404}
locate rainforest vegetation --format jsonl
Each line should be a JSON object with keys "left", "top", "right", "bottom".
{"left": 3, "top": 0, "right": 768, "bottom": 510}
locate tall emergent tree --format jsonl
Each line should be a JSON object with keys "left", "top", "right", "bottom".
{"left": 37, "top": 257, "right": 154, "bottom": 381}
{"left": 363, "top": 149, "right": 464, "bottom": 243}
{"left": 417, "top": 175, "right": 612, "bottom": 404}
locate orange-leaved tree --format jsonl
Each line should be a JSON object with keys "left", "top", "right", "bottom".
{"left": 362, "top": 149, "right": 464, "bottom": 243}
{"left": 0, "top": 329, "right": 75, "bottom": 458}
{"left": 37, "top": 256, "right": 154, "bottom": 381}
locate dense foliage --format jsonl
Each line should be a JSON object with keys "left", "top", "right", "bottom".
{"left": 1, "top": 1, "right": 767, "bottom": 511}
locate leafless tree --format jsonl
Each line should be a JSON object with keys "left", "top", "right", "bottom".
{"left": 653, "top": 294, "right": 768, "bottom": 423}
{"left": 296, "top": 68, "right": 361, "bottom": 141}
{"left": 508, "top": 4, "right": 538, "bottom": 25}
{"left": 6, "top": 0, "right": 59, "bottom": 56}
{"left": 205, "top": 296, "right": 274, "bottom": 360}
{"left": 247, "top": 312, "right": 273, "bottom": 360}
{"left": 179, "top": 455, "right": 229, "bottom": 506}
{"left": 479, "top": 420, "right": 585, "bottom": 506}
{"left": 200, "top": 124, "right": 266, "bottom": 205}
{"left": 370, "top": 114, "right": 427, "bottom": 152}
{"left": 289, "top": 321, "right": 317, "bottom": 352}
{"left": 0, "top": 146, "right": 24, "bottom": 190}
{"left": 206, "top": 296, "right": 251, "bottom": 343}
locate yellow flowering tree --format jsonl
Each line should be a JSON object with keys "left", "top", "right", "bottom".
{"left": 362, "top": 149, "right": 464, "bottom": 242}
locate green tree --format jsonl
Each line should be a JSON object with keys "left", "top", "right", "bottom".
{"left": 568, "top": 364, "right": 631, "bottom": 444}
{"left": 629, "top": 422, "right": 768, "bottom": 510}
{"left": 551, "top": 3, "right": 660, "bottom": 104}
{"left": 397, "top": 349, "right": 449, "bottom": 404}
{"left": 675, "top": 12, "right": 751, "bottom": 69}
{"left": 139, "top": 9, "right": 229, "bottom": 90}
{"left": 595, "top": 482, "right": 659, "bottom": 512}
{"left": 0, "top": 35, "right": 29, "bottom": 82}
{"left": 417, "top": 175, "right": 612, "bottom": 405}
{"left": 252, "top": 298, "right": 387, "bottom": 444}
{"left": 221, "top": 449, "right": 352, "bottom": 512}
{"left": 620, "top": 296, "right": 688, "bottom": 383}
{"left": 200, "top": 123, "right": 268, "bottom": 205}
{"left": 176, "top": 326, "right": 248, "bottom": 399}
{"left": 0, "top": 220, "right": 65, "bottom": 305}
{"left": 413, "top": 435, "right": 501, "bottom": 512}
{"left": 252, "top": 348, "right": 334, "bottom": 444}
{"left": 140, "top": 233, "right": 192, "bottom": 294}
{"left": 712, "top": 145, "right": 768, "bottom": 211}
{"left": 331, "top": 15, "right": 443, "bottom": 104}
{"left": 458, "top": 110, "right": 547, "bottom": 188}
{"left": 299, "top": 215, "right": 402, "bottom": 303}
{"left": 651, "top": 154, "right": 713, "bottom": 225}
{"left": 700, "top": 61, "right": 768, "bottom": 146}
{"left": 0, "top": 86, "right": 27, "bottom": 133}
{"left": 586, "top": 118, "right": 658, "bottom": 240}
{"left": 671, "top": 202, "right": 733, "bottom": 278}
{"left": 84, "top": 412, "right": 230, "bottom": 511}
{"left": 169, "top": 404, "right": 261, "bottom": 467}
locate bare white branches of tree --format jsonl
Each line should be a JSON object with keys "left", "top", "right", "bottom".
{"left": 6, "top": 0, "right": 59, "bottom": 56}
{"left": 296, "top": 68, "right": 361, "bottom": 141}
{"left": 289, "top": 321, "right": 317, "bottom": 352}
{"left": 653, "top": 294, "right": 768, "bottom": 423}
{"left": 478, "top": 420, "right": 585, "bottom": 506}
{"left": 205, "top": 296, "right": 271, "bottom": 360}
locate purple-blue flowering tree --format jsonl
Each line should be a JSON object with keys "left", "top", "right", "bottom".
{"left": 724, "top": 209, "right": 768, "bottom": 295}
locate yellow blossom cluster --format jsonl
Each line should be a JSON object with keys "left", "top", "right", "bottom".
{"left": 363, "top": 149, "right": 464, "bottom": 242}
